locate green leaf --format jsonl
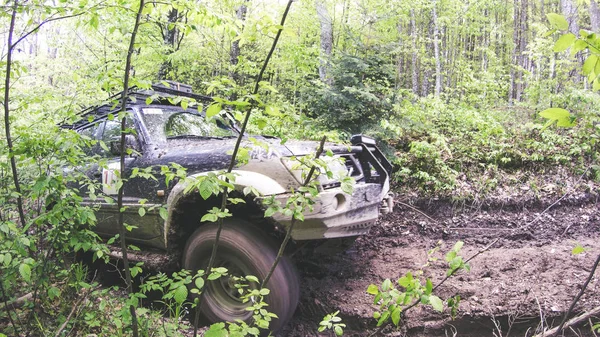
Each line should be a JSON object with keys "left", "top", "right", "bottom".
{"left": 264, "top": 207, "right": 277, "bottom": 218}
{"left": 265, "top": 105, "right": 283, "bottom": 117}
{"left": 377, "top": 311, "right": 390, "bottom": 326}
{"left": 198, "top": 179, "right": 214, "bottom": 200}
{"left": 204, "top": 323, "right": 227, "bottom": 337}
{"left": 381, "top": 279, "right": 392, "bottom": 292}
{"left": 430, "top": 295, "right": 444, "bottom": 312}
{"left": 48, "top": 286, "right": 61, "bottom": 300}
{"left": 194, "top": 277, "right": 205, "bottom": 290}
{"left": 174, "top": 285, "right": 188, "bottom": 304}
{"left": 89, "top": 14, "right": 99, "bottom": 29}
{"left": 256, "top": 118, "right": 267, "bottom": 129}
{"left": 334, "top": 325, "right": 343, "bottom": 336}
{"left": 391, "top": 307, "right": 401, "bottom": 326}
{"left": 539, "top": 108, "right": 576, "bottom": 128}
{"left": 571, "top": 39, "right": 588, "bottom": 55}
{"left": 206, "top": 103, "right": 222, "bottom": 118}
{"left": 19, "top": 263, "right": 31, "bottom": 283}
{"left": 572, "top": 244, "right": 586, "bottom": 255}
{"left": 553, "top": 33, "right": 576, "bottom": 52}
{"left": 181, "top": 100, "right": 188, "bottom": 110}
{"left": 208, "top": 272, "right": 221, "bottom": 280}
{"left": 582, "top": 55, "right": 598, "bottom": 75}
{"left": 246, "top": 275, "right": 259, "bottom": 283}
{"left": 138, "top": 207, "right": 146, "bottom": 217}
{"left": 543, "top": 28, "right": 557, "bottom": 37}
{"left": 159, "top": 207, "right": 168, "bottom": 221}
{"left": 201, "top": 213, "right": 218, "bottom": 222}
{"left": 547, "top": 13, "right": 569, "bottom": 30}
{"left": 594, "top": 78, "right": 600, "bottom": 91}
{"left": 452, "top": 241, "right": 464, "bottom": 252}
{"left": 366, "top": 284, "right": 379, "bottom": 295}
{"left": 425, "top": 279, "right": 433, "bottom": 294}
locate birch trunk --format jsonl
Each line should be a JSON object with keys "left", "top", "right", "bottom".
{"left": 410, "top": 9, "right": 419, "bottom": 95}
{"left": 316, "top": 0, "right": 333, "bottom": 84}
{"left": 432, "top": 0, "right": 442, "bottom": 96}
{"left": 591, "top": 0, "right": 600, "bottom": 32}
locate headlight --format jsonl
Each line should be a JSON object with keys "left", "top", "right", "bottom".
{"left": 281, "top": 156, "right": 348, "bottom": 188}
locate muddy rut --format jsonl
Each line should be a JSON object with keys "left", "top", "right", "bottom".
{"left": 283, "top": 195, "right": 600, "bottom": 336}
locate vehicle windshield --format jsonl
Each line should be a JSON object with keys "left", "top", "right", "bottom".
{"left": 140, "top": 107, "right": 237, "bottom": 143}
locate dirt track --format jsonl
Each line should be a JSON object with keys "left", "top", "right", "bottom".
{"left": 283, "top": 195, "right": 600, "bottom": 336}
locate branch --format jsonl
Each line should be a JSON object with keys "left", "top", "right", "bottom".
{"left": 532, "top": 306, "right": 600, "bottom": 337}
{"left": 261, "top": 136, "right": 327, "bottom": 288}
{"left": 368, "top": 239, "right": 499, "bottom": 337}
{"left": 0, "top": 280, "right": 22, "bottom": 337}
{"left": 432, "top": 238, "right": 499, "bottom": 292}
{"left": 552, "top": 253, "right": 600, "bottom": 336}
{"left": 4, "top": 0, "right": 26, "bottom": 227}
{"left": 516, "top": 166, "right": 589, "bottom": 232}
{"left": 397, "top": 201, "right": 437, "bottom": 223}
{"left": 116, "top": 1, "right": 146, "bottom": 337}
{"left": 193, "top": 2, "right": 295, "bottom": 336}
{"left": 53, "top": 287, "right": 95, "bottom": 337}
{"left": 11, "top": 11, "right": 87, "bottom": 49}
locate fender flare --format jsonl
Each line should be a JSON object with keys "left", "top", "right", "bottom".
{"left": 163, "top": 170, "right": 287, "bottom": 248}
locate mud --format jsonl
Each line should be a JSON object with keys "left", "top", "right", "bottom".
{"left": 284, "top": 196, "right": 600, "bottom": 336}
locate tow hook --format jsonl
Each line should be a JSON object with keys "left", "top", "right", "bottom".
{"left": 380, "top": 192, "right": 395, "bottom": 214}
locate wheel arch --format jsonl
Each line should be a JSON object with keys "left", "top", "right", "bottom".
{"left": 163, "top": 170, "right": 287, "bottom": 252}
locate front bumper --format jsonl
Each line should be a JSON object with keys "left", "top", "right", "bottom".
{"left": 267, "top": 135, "right": 394, "bottom": 240}
{"left": 266, "top": 182, "right": 392, "bottom": 240}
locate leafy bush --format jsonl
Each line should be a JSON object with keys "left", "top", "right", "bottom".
{"left": 375, "top": 94, "right": 600, "bottom": 198}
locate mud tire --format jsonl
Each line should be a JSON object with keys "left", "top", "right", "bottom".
{"left": 182, "top": 218, "right": 299, "bottom": 332}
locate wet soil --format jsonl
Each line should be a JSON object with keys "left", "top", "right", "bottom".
{"left": 283, "top": 194, "right": 600, "bottom": 336}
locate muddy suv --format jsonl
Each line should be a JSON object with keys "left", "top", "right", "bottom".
{"left": 67, "top": 82, "right": 394, "bottom": 330}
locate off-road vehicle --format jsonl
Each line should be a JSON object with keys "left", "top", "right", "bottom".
{"left": 66, "top": 82, "right": 394, "bottom": 331}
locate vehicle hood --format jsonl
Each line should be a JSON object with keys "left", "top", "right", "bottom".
{"left": 147, "top": 137, "right": 325, "bottom": 168}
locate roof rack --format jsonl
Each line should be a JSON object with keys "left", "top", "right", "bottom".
{"left": 64, "top": 82, "right": 214, "bottom": 130}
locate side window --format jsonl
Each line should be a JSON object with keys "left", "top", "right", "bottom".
{"left": 77, "top": 122, "right": 104, "bottom": 156}
{"left": 101, "top": 120, "right": 121, "bottom": 144}
{"left": 98, "top": 118, "right": 139, "bottom": 157}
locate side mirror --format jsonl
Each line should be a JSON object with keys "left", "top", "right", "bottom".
{"left": 109, "top": 134, "right": 141, "bottom": 157}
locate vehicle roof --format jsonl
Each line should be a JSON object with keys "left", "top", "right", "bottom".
{"left": 64, "top": 83, "right": 214, "bottom": 131}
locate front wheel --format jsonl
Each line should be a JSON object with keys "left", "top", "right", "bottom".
{"left": 182, "top": 218, "right": 299, "bottom": 332}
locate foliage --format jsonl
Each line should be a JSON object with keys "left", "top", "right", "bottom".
{"left": 318, "top": 311, "right": 346, "bottom": 336}
{"left": 3, "top": 0, "right": 600, "bottom": 335}
{"left": 301, "top": 53, "right": 396, "bottom": 134}
{"left": 366, "top": 241, "right": 467, "bottom": 329}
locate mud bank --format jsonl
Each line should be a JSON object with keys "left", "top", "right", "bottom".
{"left": 283, "top": 197, "right": 600, "bottom": 336}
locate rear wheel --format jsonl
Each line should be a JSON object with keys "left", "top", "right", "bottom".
{"left": 182, "top": 218, "right": 299, "bottom": 332}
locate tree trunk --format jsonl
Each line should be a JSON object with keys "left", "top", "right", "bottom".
{"left": 410, "top": 9, "right": 419, "bottom": 95}
{"left": 396, "top": 23, "right": 403, "bottom": 90}
{"left": 561, "top": 0, "right": 579, "bottom": 35}
{"left": 591, "top": 0, "right": 600, "bottom": 32}
{"left": 230, "top": 0, "right": 249, "bottom": 87}
{"left": 316, "top": 0, "right": 333, "bottom": 84}
{"left": 4, "top": 0, "right": 26, "bottom": 227}
{"left": 432, "top": 0, "right": 442, "bottom": 96}
{"left": 561, "top": 0, "right": 582, "bottom": 83}
{"left": 157, "top": 8, "right": 179, "bottom": 80}
{"left": 516, "top": 0, "right": 528, "bottom": 102}
{"left": 509, "top": 0, "right": 519, "bottom": 104}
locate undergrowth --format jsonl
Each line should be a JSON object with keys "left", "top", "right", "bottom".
{"left": 373, "top": 91, "right": 600, "bottom": 200}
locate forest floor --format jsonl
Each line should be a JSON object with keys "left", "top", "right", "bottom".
{"left": 283, "top": 190, "right": 600, "bottom": 336}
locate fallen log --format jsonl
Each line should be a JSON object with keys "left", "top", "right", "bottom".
{"left": 532, "top": 306, "right": 600, "bottom": 337}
